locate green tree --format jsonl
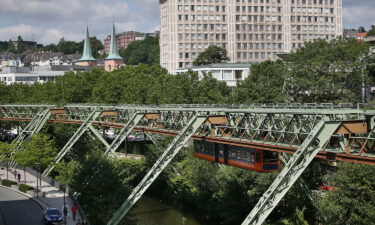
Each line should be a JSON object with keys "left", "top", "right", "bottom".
{"left": 231, "top": 60, "right": 286, "bottom": 103}
{"left": 14, "top": 134, "right": 57, "bottom": 170}
{"left": 119, "top": 36, "right": 160, "bottom": 65}
{"left": 358, "top": 26, "right": 366, "bottom": 33}
{"left": 44, "top": 44, "right": 58, "bottom": 52}
{"left": 0, "top": 41, "right": 7, "bottom": 53}
{"left": 279, "top": 208, "right": 309, "bottom": 225}
{"left": 7, "top": 39, "right": 16, "bottom": 53}
{"left": 56, "top": 38, "right": 81, "bottom": 54}
{"left": 16, "top": 35, "right": 26, "bottom": 53}
{"left": 317, "top": 163, "right": 375, "bottom": 225}
{"left": 284, "top": 39, "right": 371, "bottom": 103}
{"left": 367, "top": 25, "right": 375, "bottom": 37}
{"left": 193, "top": 45, "right": 230, "bottom": 66}
{"left": 69, "top": 151, "right": 144, "bottom": 225}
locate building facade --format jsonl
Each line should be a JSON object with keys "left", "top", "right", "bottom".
{"left": 176, "top": 63, "right": 252, "bottom": 87}
{"left": 0, "top": 65, "right": 92, "bottom": 85}
{"left": 160, "top": 0, "right": 342, "bottom": 73}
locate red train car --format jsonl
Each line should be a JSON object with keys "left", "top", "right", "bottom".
{"left": 193, "top": 140, "right": 280, "bottom": 172}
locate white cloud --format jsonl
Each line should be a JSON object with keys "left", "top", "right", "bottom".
{"left": 0, "top": 0, "right": 159, "bottom": 45}
{"left": 2, "top": 0, "right": 373, "bottom": 46}
{"left": 343, "top": 6, "right": 375, "bottom": 29}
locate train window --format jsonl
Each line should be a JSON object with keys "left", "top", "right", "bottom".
{"left": 263, "top": 151, "right": 278, "bottom": 163}
{"left": 195, "top": 141, "right": 215, "bottom": 155}
{"left": 228, "top": 146, "right": 255, "bottom": 163}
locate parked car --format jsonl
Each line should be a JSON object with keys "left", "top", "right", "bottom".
{"left": 43, "top": 208, "right": 63, "bottom": 225}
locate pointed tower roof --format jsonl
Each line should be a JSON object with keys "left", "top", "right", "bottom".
{"left": 79, "top": 27, "right": 95, "bottom": 61}
{"left": 106, "top": 22, "right": 122, "bottom": 60}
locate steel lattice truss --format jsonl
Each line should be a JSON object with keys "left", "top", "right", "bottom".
{"left": 1, "top": 103, "right": 375, "bottom": 225}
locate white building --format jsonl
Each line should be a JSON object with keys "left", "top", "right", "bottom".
{"left": 160, "top": 0, "right": 342, "bottom": 73}
{"left": 0, "top": 65, "right": 91, "bottom": 85}
{"left": 176, "top": 63, "right": 252, "bottom": 87}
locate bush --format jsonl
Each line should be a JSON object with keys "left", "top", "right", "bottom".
{"left": 1, "top": 179, "right": 17, "bottom": 187}
{"left": 19, "top": 184, "right": 35, "bottom": 193}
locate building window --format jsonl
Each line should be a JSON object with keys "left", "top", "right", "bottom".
{"left": 235, "top": 70, "right": 243, "bottom": 79}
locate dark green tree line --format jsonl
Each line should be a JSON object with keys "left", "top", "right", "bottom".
{"left": 119, "top": 36, "right": 160, "bottom": 65}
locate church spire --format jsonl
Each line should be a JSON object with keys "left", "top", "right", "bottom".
{"left": 79, "top": 26, "right": 95, "bottom": 61}
{"left": 106, "top": 21, "right": 122, "bottom": 60}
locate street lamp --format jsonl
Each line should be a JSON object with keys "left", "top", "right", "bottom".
{"left": 60, "top": 184, "right": 67, "bottom": 225}
{"left": 34, "top": 163, "right": 40, "bottom": 198}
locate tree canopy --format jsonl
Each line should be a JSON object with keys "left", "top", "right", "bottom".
{"left": 7, "top": 39, "right": 16, "bottom": 53}
{"left": 119, "top": 36, "right": 160, "bottom": 65}
{"left": 193, "top": 45, "right": 230, "bottom": 66}
{"left": 367, "top": 25, "right": 375, "bottom": 37}
{"left": 231, "top": 60, "right": 286, "bottom": 103}
{"left": 14, "top": 134, "right": 57, "bottom": 170}
{"left": 283, "top": 39, "right": 372, "bottom": 103}
{"left": 16, "top": 36, "right": 26, "bottom": 53}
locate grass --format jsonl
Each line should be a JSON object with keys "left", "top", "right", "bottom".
{"left": 19, "top": 184, "right": 35, "bottom": 193}
{"left": 1, "top": 179, "right": 17, "bottom": 187}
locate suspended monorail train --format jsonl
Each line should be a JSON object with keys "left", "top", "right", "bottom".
{"left": 193, "top": 140, "right": 280, "bottom": 172}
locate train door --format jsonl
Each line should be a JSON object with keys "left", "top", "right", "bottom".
{"left": 214, "top": 143, "right": 219, "bottom": 163}
{"left": 223, "top": 144, "right": 229, "bottom": 164}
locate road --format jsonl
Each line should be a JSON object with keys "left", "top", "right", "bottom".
{"left": 0, "top": 186, "right": 43, "bottom": 225}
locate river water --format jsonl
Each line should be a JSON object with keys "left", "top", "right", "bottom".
{"left": 131, "top": 196, "right": 203, "bottom": 225}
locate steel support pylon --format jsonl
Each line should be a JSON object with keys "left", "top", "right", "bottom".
{"left": 106, "top": 115, "right": 206, "bottom": 225}
{"left": 42, "top": 110, "right": 101, "bottom": 176}
{"left": 5, "top": 109, "right": 51, "bottom": 167}
{"left": 12, "top": 108, "right": 51, "bottom": 151}
{"left": 241, "top": 120, "right": 340, "bottom": 225}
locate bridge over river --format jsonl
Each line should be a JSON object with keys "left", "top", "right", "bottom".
{"left": 1, "top": 103, "right": 375, "bottom": 225}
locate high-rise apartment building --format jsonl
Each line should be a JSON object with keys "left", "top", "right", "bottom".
{"left": 159, "top": 0, "right": 342, "bottom": 73}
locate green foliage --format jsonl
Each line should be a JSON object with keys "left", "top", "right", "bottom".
{"left": 277, "top": 208, "right": 309, "bottom": 225}
{"left": 193, "top": 45, "right": 230, "bottom": 66}
{"left": 119, "top": 36, "right": 159, "bottom": 65}
{"left": 0, "top": 41, "right": 7, "bottom": 53}
{"left": 16, "top": 36, "right": 26, "bottom": 53}
{"left": 1, "top": 179, "right": 17, "bottom": 187}
{"left": 14, "top": 134, "right": 57, "bottom": 170}
{"left": 231, "top": 60, "right": 286, "bottom": 103}
{"left": 367, "top": 25, "right": 375, "bottom": 37}
{"left": 44, "top": 44, "right": 58, "bottom": 52}
{"left": 69, "top": 151, "right": 144, "bottom": 225}
{"left": 56, "top": 38, "right": 81, "bottom": 54}
{"left": 0, "top": 142, "right": 15, "bottom": 162}
{"left": 7, "top": 39, "right": 16, "bottom": 53}
{"left": 284, "top": 39, "right": 371, "bottom": 103}
{"left": 317, "top": 163, "right": 375, "bottom": 225}
{"left": 19, "top": 184, "right": 35, "bottom": 192}
{"left": 358, "top": 26, "right": 366, "bottom": 33}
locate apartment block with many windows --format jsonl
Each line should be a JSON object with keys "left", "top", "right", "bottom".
{"left": 159, "top": 0, "right": 342, "bottom": 73}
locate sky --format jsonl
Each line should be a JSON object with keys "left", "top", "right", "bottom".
{"left": 0, "top": 0, "right": 374, "bottom": 45}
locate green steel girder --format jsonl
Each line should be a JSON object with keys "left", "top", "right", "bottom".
{"left": 1, "top": 104, "right": 375, "bottom": 161}
{"left": 12, "top": 108, "right": 51, "bottom": 150}
{"left": 104, "top": 113, "right": 144, "bottom": 157}
{"left": 42, "top": 110, "right": 102, "bottom": 176}
{"left": 2, "top": 104, "right": 375, "bottom": 225}
{"left": 3, "top": 108, "right": 51, "bottom": 168}
{"left": 106, "top": 115, "right": 207, "bottom": 225}
{"left": 241, "top": 120, "right": 341, "bottom": 225}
